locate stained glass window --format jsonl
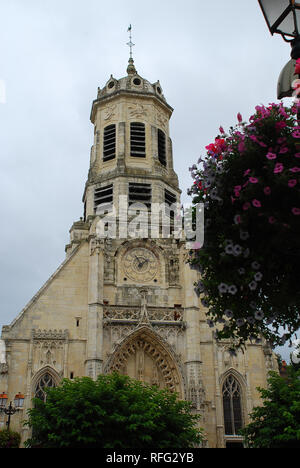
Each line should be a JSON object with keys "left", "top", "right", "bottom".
{"left": 34, "top": 373, "right": 56, "bottom": 402}
{"left": 222, "top": 375, "right": 243, "bottom": 435}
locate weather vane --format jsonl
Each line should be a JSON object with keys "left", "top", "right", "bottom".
{"left": 127, "top": 24, "right": 135, "bottom": 59}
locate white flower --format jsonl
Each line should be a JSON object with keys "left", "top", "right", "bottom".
{"left": 247, "top": 316, "right": 255, "bottom": 324}
{"left": 218, "top": 283, "right": 228, "bottom": 294}
{"left": 233, "top": 245, "right": 242, "bottom": 256}
{"left": 240, "top": 230, "right": 250, "bottom": 240}
{"left": 255, "top": 310, "right": 264, "bottom": 321}
{"left": 228, "top": 285, "right": 238, "bottom": 295}
{"left": 225, "top": 245, "right": 234, "bottom": 255}
{"left": 249, "top": 280, "right": 257, "bottom": 291}
{"left": 251, "top": 261, "right": 261, "bottom": 270}
{"left": 225, "top": 309, "right": 234, "bottom": 318}
{"left": 254, "top": 272, "right": 263, "bottom": 282}
{"left": 236, "top": 318, "right": 245, "bottom": 327}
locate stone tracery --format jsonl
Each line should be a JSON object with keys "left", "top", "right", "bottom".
{"left": 104, "top": 326, "right": 183, "bottom": 396}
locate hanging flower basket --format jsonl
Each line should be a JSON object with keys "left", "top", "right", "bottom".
{"left": 189, "top": 103, "right": 300, "bottom": 348}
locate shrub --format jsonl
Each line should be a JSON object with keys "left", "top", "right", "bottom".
{"left": 0, "top": 429, "right": 21, "bottom": 448}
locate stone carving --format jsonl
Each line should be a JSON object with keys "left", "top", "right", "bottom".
{"left": 103, "top": 306, "right": 183, "bottom": 322}
{"left": 188, "top": 363, "right": 207, "bottom": 418}
{"left": 168, "top": 256, "right": 180, "bottom": 286}
{"left": 104, "top": 239, "right": 115, "bottom": 282}
{"left": 32, "top": 329, "right": 68, "bottom": 375}
{"left": 128, "top": 103, "right": 147, "bottom": 119}
{"left": 156, "top": 111, "right": 168, "bottom": 131}
{"left": 103, "top": 105, "right": 116, "bottom": 121}
{"left": 104, "top": 327, "right": 183, "bottom": 394}
{"left": 0, "top": 363, "right": 8, "bottom": 374}
{"left": 137, "top": 289, "right": 151, "bottom": 327}
{"left": 90, "top": 238, "right": 105, "bottom": 256}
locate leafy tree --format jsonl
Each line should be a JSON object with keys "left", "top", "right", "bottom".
{"left": 240, "top": 368, "right": 300, "bottom": 448}
{"left": 189, "top": 103, "right": 300, "bottom": 348}
{"left": 0, "top": 429, "right": 21, "bottom": 448}
{"left": 24, "top": 373, "right": 203, "bottom": 448}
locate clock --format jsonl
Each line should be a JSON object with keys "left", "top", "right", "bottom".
{"left": 123, "top": 248, "right": 158, "bottom": 283}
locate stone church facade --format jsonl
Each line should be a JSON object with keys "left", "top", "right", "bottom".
{"left": 0, "top": 58, "right": 278, "bottom": 448}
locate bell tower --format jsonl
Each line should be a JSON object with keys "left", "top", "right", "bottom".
{"left": 81, "top": 54, "right": 180, "bottom": 228}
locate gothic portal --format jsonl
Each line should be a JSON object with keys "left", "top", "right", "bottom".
{"left": 0, "top": 56, "right": 278, "bottom": 448}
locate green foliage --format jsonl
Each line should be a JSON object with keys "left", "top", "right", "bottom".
{"left": 24, "top": 373, "right": 203, "bottom": 448}
{"left": 189, "top": 103, "right": 300, "bottom": 348}
{"left": 0, "top": 429, "right": 21, "bottom": 448}
{"left": 241, "top": 367, "right": 300, "bottom": 448}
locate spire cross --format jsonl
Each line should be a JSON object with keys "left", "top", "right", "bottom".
{"left": 127, "top": 24, "right": 135, "bottom": 59}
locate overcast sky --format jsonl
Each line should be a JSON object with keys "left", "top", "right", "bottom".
{"left": 0, "top": 0, "right": 295, "bottom": 361}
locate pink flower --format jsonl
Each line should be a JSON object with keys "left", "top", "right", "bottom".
{"left": 290, "top": 167, "right": 300, "bottom": 172}
{"left": 274, "top": 163, "right": 284, "bottom": 174}
{"left": 279, "top": 147, "right": 289, "bottom": 154}
{"left": 288, "top": 179, "right": 297, "bottom": 188}
{"left": 250, "top": 135, "right": 259, "bottom": 143}
{"left": 252, "top": 199, "right": 261, "bottom": 208}
{"left": 292, "top": 130, "right": 300, "bottom": 138}
{"left": 234, "top": 185, "right": 242, "bottom": 192}
{"left": 234, "top": 214, "right": 241, "bottom": 224}
{"left": 295, "top": 58, "right": 300, "bottom": 74}
{"left": 264, "top": 186, "right": 271, "bottom": 195}
{"left": 244, "top": 169, "right": 251, "bottom": 177}
{"left": 219, "top": 126, "right": 225, "bottom": 134}
{"left": 268, "top": 216, "right": 276, "bottom": 224}
{"left": 243, "top": 202, "right": 251, "bottom": 211}
{"left": 266, "top": 152, "right": 277, "bottom": 160}
{"left": 237, "top": 112, "right": 243, "bottom": 123}
{"left": 249, "top": 177, "right": 258, "bottom": 184}
{"left": 295, "top": 153, "right": 300, "bottom": 158}
{"left": 292, "top": 207, "right": 300, "bottom": 215}
{"left": 275, "top": 121, "right": 287, "bottom": 130}
{"left": 238, "top": 141, "right": 246, "bottom": 152}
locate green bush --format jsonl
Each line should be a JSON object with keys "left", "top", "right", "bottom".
{"left": 0, "top": 429, "right": 21, "bottom": 448}
{"left": 25, "top": 373, "right": 203, "bottom": 448}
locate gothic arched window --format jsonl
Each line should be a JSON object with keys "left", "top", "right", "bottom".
{"left": 222, "top": 375, "right": 243, "bottom": 435}
{"left": 34, "top": 372, "right": 56, "bottom": 402}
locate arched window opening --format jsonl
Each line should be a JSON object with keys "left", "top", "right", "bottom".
{"left": 34, "top": 372, "right": 56, "bottom": 402}
{"left": 222, "top": 375, "right": 243, "bottom": 435}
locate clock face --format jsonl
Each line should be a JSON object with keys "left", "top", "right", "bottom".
{"left": 123, "top": 248, "right": 158, "bottom": 283}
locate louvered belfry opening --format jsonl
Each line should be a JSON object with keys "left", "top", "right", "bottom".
{"left": 94, "top": 184, "right": 113, "bottom": 212}
{"left": 129, "top": 182, "right": 152, "bottom": 210}
{"left": 103, "top": 124, "right": 116, "bottom": 162}
{"left": 165, "top": 189, "right": 177, "bottom": 220}
{"left": 130, "top": 122, "right": 146, "bottom": 157}
{"left": 158, "top": 129, "right": 166, "bottom": 166}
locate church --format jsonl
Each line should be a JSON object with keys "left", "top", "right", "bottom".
{"left": 0, "top": 50, "right": 278, "bottom": 448}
